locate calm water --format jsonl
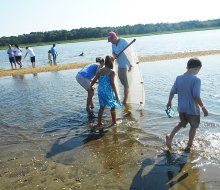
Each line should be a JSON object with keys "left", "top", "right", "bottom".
{"left": 0, "top": 30, "right": 220, "bottom": 189}
{"left": 0, "top": 29, "right": 220, "bottom": 69}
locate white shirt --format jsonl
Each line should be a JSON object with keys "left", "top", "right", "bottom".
{"left": 112, "top": 38, "right": 131, "bottom": 68}
{"left": 26, "top": 48, "right": 35, "bottom": 57}
{"left": 14, "top": 47, "right": 22, "bottom": 56}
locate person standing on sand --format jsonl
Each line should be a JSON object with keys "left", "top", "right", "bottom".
{"left": 51, "top": 44, "right": 58, "bottom": 65}
{"left": 90, "top": 55, "right": 121, "bottom": 129}
{"left": 76, "top": 57, "right": 105, "bottom": 116}
{"left": 7, "top": 44, "right": 16, "bottom": 69}
{"left": 24, "top": 47, "right": 36, "bottom": 68}
{"left": 165, "top": 58, "right": 208, "bottom": 151}
{"left": 13, "top": 44, "right": 22, "bottom": 68}
{"left": 107, "top": 31, "right": 133, "bottom": 105}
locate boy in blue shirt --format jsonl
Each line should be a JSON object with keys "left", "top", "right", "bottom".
{"left": 166, "top": 58, "right": 208, "bottom": 151}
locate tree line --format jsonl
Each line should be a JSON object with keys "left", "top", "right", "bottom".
{"left": 1, "top": 19, "right": 220, "bottom": 47}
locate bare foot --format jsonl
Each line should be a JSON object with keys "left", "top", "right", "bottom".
{"left": 111, "top": 122, "right": 117, "bottom": 126}
{"left": 184, "top": 145, "right": 192, "bottom": 152}
{"left": 166, "top": 134, "right": 172, "bottom": 150}
{"left": 97, "top": 124, "right": 103, "bottom": 133}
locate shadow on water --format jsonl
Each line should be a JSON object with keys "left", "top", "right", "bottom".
{"left": 44, "top": 105, "right": 140, "bottom": 159}
{"left": 46, "top": 130, "right": 105, "bottom": 158}
{"left": 129, "top": 150, "right": 191, "bottom": 190}
{"left": 44, "top": 110, "right": 102, "bottom": 158}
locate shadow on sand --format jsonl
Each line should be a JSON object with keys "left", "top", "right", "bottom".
{"left": 129, "top": 150, "right": 190, "bottom": 190}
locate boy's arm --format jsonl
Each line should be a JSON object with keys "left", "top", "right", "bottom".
{"left": 23, "top": 52, "right": 28, "bottom": 59}
{"left": 194, "top": 96, "right": 208, "bottom": 116}
{"left": 166, "top": 91, "right": 175, "bottom": 108}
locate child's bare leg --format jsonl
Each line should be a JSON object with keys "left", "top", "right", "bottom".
{"left": 91, "top": 101, "right": 94, "bottom": 109}
{"left": 111, "top": 108, "right": 116, "bottom": 125}
{"left": 32, "top": 62, "right": 35, "bottom": 68}
{"left": 98, "top": 107, "right": 104, "bottom": 126}
{"left": 86, "top": 89, "right": 94, "bottom": 111}
{"left": 166, "top": 124, "right": 182, "bottom": 150}
{"left": 187, "top": 127, "right": 197, "bottom": 147}
{"left": 16, "top": 61, "right": 21, "bottom": 68}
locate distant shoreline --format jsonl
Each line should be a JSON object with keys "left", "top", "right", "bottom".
{"left": 1, "top": 50, "right": 220, "bottom": 77}
{"left": 0, "top": 27, "right": 220, "bottom": 50}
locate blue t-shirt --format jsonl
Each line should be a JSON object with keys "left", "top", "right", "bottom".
{"left": 78, "top": 63, "right": 98, "bottom": 80}
{"left": 7, "top": 48, "right": 14, "bottom": 57}
{"left": 171, "top": 73, "right": 201, "bottom": 115}
{"left": 51, "top": 46, "right": 57, "bottom": 55}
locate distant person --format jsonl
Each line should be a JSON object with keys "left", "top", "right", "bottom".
{"left": 48, "top": 50, "right": 52, "bottom": 65}
{"left": 24, "top": 47, "right": 36, "bottom": 68}
{"left": 90, "top": 55, "right": 121, "bottom": 128}
{"left": 13, "top": 44, "right": 22, "bottom": 68}
{"left": 51, "top": 44, "right": 58, "bottom": 65}
{"left": 7, "top": 44, "right": 16, "bottom": 69}
{"left": 76, "top": 57, "right": 105, "bottom": 116}
{"left": 79, "top": 52, "right": 84, "bottom": 56}
{"left": 107, "top": 31, "right": 133, "bottom": 105}
{"left": 165, "top": 58, "right": 208, "bottom": 151}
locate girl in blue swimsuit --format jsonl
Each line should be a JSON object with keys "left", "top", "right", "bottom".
{"left": 91, "top": 55, "right": 122, "bottom": 128}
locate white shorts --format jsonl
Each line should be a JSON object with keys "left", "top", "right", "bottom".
{"left": 76, "top": 73, "right": 91, "bottom": 91}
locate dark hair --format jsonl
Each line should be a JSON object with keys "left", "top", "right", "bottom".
{"left": 96, "top": 57, "right": 104, "bottom": 64}
{"left": 104, "top": 55, "right": 114, "bottom": 69}
{"left": 15, "top": 44, "right": 19, "bottom": 48}
{"left": 25, "top": 47, "right": 29, "bottom": 49}
{"left": 187, "top": 58, "right": 202, "bottom": 69}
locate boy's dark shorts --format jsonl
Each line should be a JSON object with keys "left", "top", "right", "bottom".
{"left": 9, "top": 57, "right": 15, "bottom": 63}
{"left": 15, "top": 56, "right": 22, "bottom": 62}
{"left": 31, "top": 56, "right": 35, "bottom": 63}
{"left": 178, "top": 113, "right": 200, "bottom": 128}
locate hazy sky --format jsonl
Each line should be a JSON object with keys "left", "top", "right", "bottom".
{"left": 1, "top": 0, "right": 219, "bottom": 37}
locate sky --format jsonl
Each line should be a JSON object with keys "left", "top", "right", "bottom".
{"left": 1, "top": 0, "right": 219, "bottom": 37}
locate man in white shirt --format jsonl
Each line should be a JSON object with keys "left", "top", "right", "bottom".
{"left": 108, "top": 31, "right": 133, "bottom": 105}
{"left": 24, "top": 47, "right": 36, "bottom": 68}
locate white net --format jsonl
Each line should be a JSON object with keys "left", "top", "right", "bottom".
{"left": 116, "top": 39, "right": 145, "bottom": 109}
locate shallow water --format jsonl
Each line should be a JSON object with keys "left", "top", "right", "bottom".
{"left": 1, "top": 29, "right": 220, "bottom": 69}
{"left": 0, "top": 54, "right": 220, "bottom": 189}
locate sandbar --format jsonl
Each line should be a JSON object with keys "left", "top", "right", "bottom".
{"left": 1, "top": 50, "right": 220, "bottom": 77}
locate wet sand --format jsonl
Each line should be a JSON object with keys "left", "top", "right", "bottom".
{"left": 1, "top": 50, "right": 220, "bottom": 77}
{"left": 1, "top": 124, "right": 219, "bottom": 190}
{"left": 138, "top": 49, "right": 220, "bottom": 62}
{"left": 0, "top": 62, "right": 92, "bottom": 77}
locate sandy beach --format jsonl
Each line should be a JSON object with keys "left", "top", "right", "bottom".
{"left": 1, "top": 53, "right": 220, "bottom": 189}
{"left": 1, "top": 50, "right": 220, "bottom": 77}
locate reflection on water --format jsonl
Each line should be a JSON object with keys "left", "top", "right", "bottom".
{"left": 0, "top": 55, "right": 220, "bottom": 189}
